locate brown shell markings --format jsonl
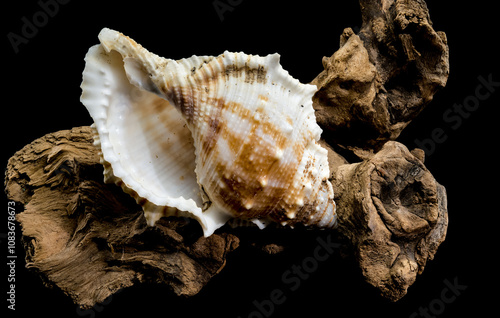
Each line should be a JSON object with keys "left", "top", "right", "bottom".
{"left": 80, "top": 28, "right": 336, "bottom": 237}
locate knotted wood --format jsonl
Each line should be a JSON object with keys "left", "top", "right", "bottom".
{"left": 328, "top": 141, "right": 448, "bottom": 301}
{"left": 4, "top": 0, "right": 450, "bottom": 307}
{"left": 5, "top": 127, "right": 239, "bottom": 309}
{"left": 312, "top": 0, "right": 449, "bottom": 153}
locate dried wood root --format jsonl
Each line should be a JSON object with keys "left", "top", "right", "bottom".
{"left": 5, "top": 127, "right": 239, "bottom": 309}
{"left": 4, "top": 0, "right": 450, "bottom": 307}
{"left": 310, "top": 0, "right": 450, "bottom": 300}
{"left": 5, "top": 128, "right": 448, "bottom": 306}
{"left": 312, "top": 0, "right": 449, "bottom": 152}
{"left": 328, "top": 141, "right": 448, "bottom": 301}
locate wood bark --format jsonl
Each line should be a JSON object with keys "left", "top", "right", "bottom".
{"left": 327, "top": 141, "right": 448, "bottom": 301}
{"left": 311, "top": 0, "right": 450, "bottom": 299}
{"left": 5, "top": 128, "right": 448, "bottom": 305}
{"left": 5, "top": 127, "right": 239, "bottom": 309}
{"left": 4, "top": 0, "right": 450, "bottom": 307}
{"left": 312, "top": 0, "right": 449, "bottom": 154}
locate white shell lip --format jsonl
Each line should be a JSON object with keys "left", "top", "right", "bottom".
{"left": 81, "top": 43, "right": 208, "bottom": 232}
{"left": 81, "top": 28, "right": 336, "bottom": 237}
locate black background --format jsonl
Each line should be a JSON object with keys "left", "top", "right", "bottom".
{"left": 2, "top": 1, "right": 499, "bottom": 317}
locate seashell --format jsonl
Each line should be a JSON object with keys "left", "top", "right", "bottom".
{"left": 80, "top": 28, "right": 336, "bottom": 237}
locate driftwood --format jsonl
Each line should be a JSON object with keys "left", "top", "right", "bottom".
{"left": 308, "top": 0, "right": 450, "bottom": 300}
{"left": 5, "top": 131, "right": 448, "bottom": 305}
{"left": 327, "top": 141, "right": 448, "bottom": 301}
{"left": 312, "top": 0, "right": 449, "bottom": 153}
{"left": 4, "top": 0, "right": 449, "bottom": 308}
{"left": 5, "top": 127, "right": 239, "bottom": 309}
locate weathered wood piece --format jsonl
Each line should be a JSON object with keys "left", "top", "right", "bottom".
{"left": 312, "top": 0, "right": 449, "bottom": 152}
{"left": 5, "top": 127, "right": 239, "bottom": 309}
{"left": 329, "top": 141, "right": 448, "bottom": 301}
{"left": 4, "top": 0, "right": 450, "bottom": 307}
{"left": 5, "top": 128, "right": 448, "bottom": 306}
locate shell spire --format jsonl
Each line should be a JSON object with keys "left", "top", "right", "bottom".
{"left": 81, "top": 28, "right": 336, "bottom": 237}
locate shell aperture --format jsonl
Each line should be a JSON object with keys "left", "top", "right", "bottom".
{"left": 81, "top": 28, "right": 336, "bottom": 237}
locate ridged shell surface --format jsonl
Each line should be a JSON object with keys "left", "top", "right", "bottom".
{"left": 81, "top": 28, "right": 336, "bottom": 237}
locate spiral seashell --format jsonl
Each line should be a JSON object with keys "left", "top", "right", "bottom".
{"left": 80, "top": 28, "right": 336, "bottom": 237}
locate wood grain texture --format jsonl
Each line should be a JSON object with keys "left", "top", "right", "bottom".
{"left": 4, "top": 0, "right": 450, "bottom": 307}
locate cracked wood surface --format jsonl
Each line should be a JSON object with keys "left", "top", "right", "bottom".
{"left": 4, "top": 0, "right": 450, "bottom": 307}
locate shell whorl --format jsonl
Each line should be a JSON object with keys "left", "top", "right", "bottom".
{"left": 81, "top": 28, "right": 336, "bottom": 237}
